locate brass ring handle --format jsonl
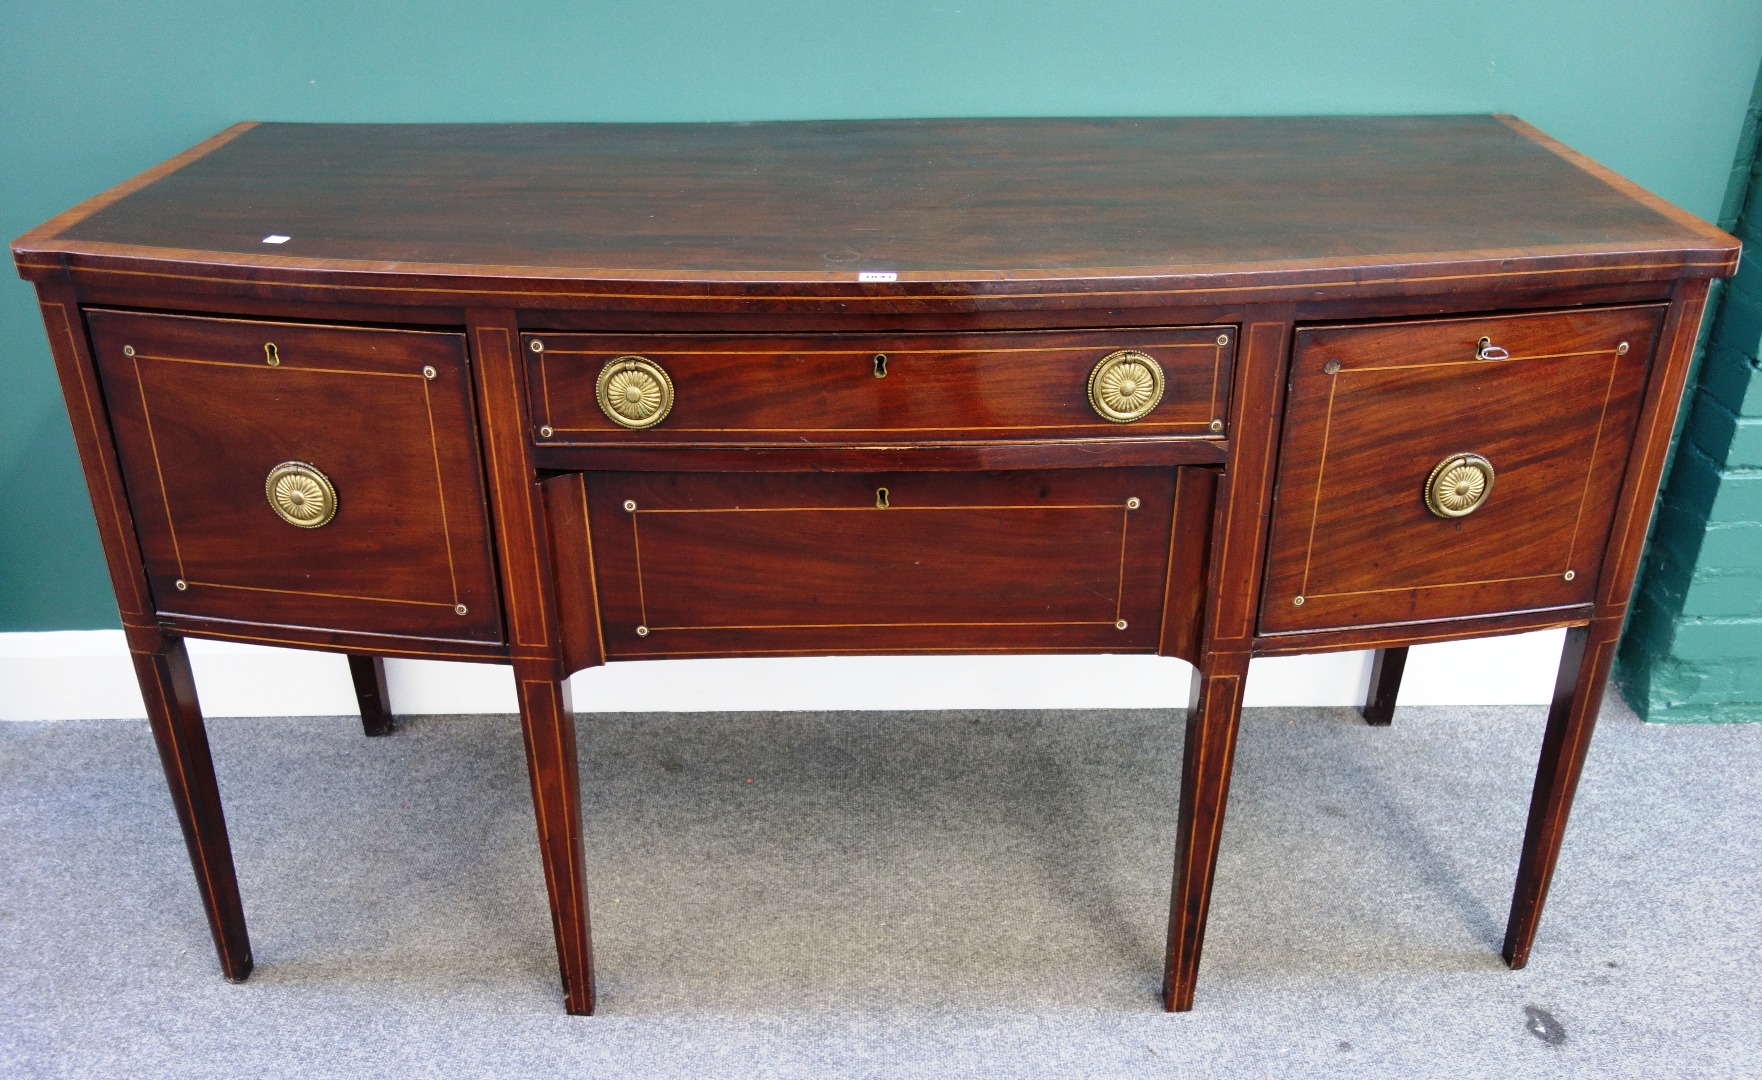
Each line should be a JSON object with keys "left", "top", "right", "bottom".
{"left": 265, "top": 462, "right": 338, "bottom": 528}
{"left": 596, "top": 355, "right": 675, "bottom": 429}
{"left": 1424, "top": 453, "right": 1495, "bottom": 518}
{"left": 1087, "top": 349, "right": 1165, "bottom": 423}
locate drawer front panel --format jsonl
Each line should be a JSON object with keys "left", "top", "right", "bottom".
{"left": 88, "top": 310, "right": 503, "bottom": 643}
{"left": 524, "top": 328, "right": 1235, "bottom": 443}
{"left": 1260, "top": 304, "right": 1666, "bottom": 636}
{"left": 578, "top": 469, "right": 1186, "bottom": 659}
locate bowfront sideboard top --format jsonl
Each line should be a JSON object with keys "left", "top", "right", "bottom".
{"left": 13, "top": 116, "right": 1739, "bottom": 1016}
{"left": 16, "top": 115, "right": 1734, "bottom": 305}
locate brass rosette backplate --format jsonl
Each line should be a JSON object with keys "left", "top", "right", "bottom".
{"left": 1424, "top": 453, "right": 1495, "bottom": 519}
{"left": 1087, "top": 349, "right": 1165, "bottom": 423}
{"left": 596, "top": 355, "right": 675, "bottom": 429}
{"left": 265, "top": 461, "right": 338, "bottom": 528}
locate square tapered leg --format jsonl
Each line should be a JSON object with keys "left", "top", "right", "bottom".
{"left": 1363, "top": 647, "right": 1408, "bottom": 727}
{"left": 1503, "top": 623, "right": 1614, "bottom": 968}
{"left": 1162, "top": 652, "right": 1250, "bottom": 1011}
{"left": 133, "top": 636, "right": 254, "bottom": 981}
{"left": 347, "top": 654, "right": 395, "bottom": 737}
{"left": 514, "top": 670, "right": 595, "bottom": 1014}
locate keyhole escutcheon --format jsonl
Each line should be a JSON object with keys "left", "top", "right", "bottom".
{"left": 875, "top": 487, "right": 890, "bottom": 509}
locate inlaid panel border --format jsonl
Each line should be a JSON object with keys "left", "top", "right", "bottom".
{"left": 122, "top": 349, "right": 466, "bottom": 613}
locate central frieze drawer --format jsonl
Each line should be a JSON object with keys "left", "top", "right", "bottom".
{"left": 523, "top": 328, "right": 1235, "bottom": 443}
{"left": 579, "top": 469, "right": 1184, "bottom": 659}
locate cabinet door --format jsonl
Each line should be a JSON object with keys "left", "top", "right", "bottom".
{"left": 1259, "top": 304, "right": 1665, "bottom": 636}
{"left": 571, "top": 469, "right": 1187, "bottom": 659}
{"left": 89, "top": 310, "right": 502, "bottom": 643}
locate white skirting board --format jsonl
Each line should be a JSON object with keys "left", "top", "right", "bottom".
{"left": 0, "top": 628, "right": 1570, "bottom": 721}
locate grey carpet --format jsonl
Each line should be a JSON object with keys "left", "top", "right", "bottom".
{"left": 1, "top": 698, "right": 1758, "bottom": 1078}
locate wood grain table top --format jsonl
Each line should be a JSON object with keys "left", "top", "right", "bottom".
{"left": 15, "top": 116, "right": 1738, "bottom": 299}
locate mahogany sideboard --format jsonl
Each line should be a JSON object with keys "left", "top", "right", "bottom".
{"left": 13, "top": 117, "right": 1739, "bottom": 1015}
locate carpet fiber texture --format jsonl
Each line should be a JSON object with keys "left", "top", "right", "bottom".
{"left": 1, "top": 700, "right": 1758, "bottom": 1078}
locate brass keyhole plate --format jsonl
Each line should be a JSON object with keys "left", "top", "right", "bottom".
{"left": 265, "top": 461, "right": 338, "bottom": 528}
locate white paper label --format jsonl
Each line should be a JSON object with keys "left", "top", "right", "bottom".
{"left": 261, "top": 234, "right": 291, "bottom": 244}
{"left": 857, "top": 271, "right": 897, "bottom": 282}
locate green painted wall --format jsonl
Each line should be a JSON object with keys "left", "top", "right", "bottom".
{"left": 1617, "top": 64, "right": 1762, "bottom": 722}
{"left": 4, "top": 2, "right": 1762, "bottom": 630}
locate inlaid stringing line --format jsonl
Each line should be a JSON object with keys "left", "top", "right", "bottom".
{"left": 161, "top": 625, "right": 498, "bottom": 660}
{"left": 135, "top": 354, "right": 423, "bottom": 379}
{"left": 515, "top": 683, "right": 565, "bottom": 983}
{"left": 538, "top": 341, "right": 1228, "bottom": 357}
{"left": 1116, "top": 505, "right": 1132, "bottom": 623}
{"left": 630, "top": 512, "right": 648, "bottom": 629}
{"left": 1156, "top": 478, "right": 1184, "bottom": 655}
{"left": 130, "top": 354, "right": 187, "bottom": 580}
{"left": 1232, "top": 326, "right": 1286, "bottom": 642}
{"left": 1298, "top": 375, "right": 1339, "bottom": 599}
{"left": 421, "top": 377, "right": 463, "bottom": 607}
{"left": 1303, "top": 571, "right": 1565, "bottom": 600}
{"left": 541, "top": 678, "right": 587, "bottom": 998}
{"left": 182, "top": 580, "right": 459, "bottom": 606}
{"left": 1211, "top": 338, "right": 1251, "bottom": 641}
{"left": 537, "top": 350, "right": 554, "bottom": 428}
{"left": 1564, "top": 348, "right": 1628, "bottom": 571}
{"left": 1208, "top": 341, "right": 1223, "bottom": 424}
{"left": 1298, "top": 337, "right": 1635, "bottom": 599}
{"left": 1341, "top": 347, "right": 1610, "bottom": 374}
{"left": 53, "top": 258, "right": 1728, "bottom": 301}
{"left": 580, "top": 481, "right": 606, "bottom": 663}
{"left": 1607, "top": 305, "right": 1701, "bottom": 582}
{"left": 1256, "top": 614, "right": 1587, "bottom": 654}
{"left": 546, "top": 421, "right": 1217, "bottom": 434}
{"left": 472, "top": 326, "right": 545, "bottom": 647}
{"left": 646, "top": 619, "right": 1122, "bottom": 632}
{"left": 634, "top": 502, "right": 1123, "bottom": 514}
{"left": 623, "top": 644, "right": 1160, "bottom": 658}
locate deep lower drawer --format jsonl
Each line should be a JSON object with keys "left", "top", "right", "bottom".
{"left": 570, "top": 468, "right": 1190, "bottom": 659}
{"left": 1259, "top": 303, "right": 1666, "bottom": 636}
{"left": 88, "top": 309, "right": 503, "bottom": 643}
{"left": 523, "top": 328, "right": 1235, "bottom": 444}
